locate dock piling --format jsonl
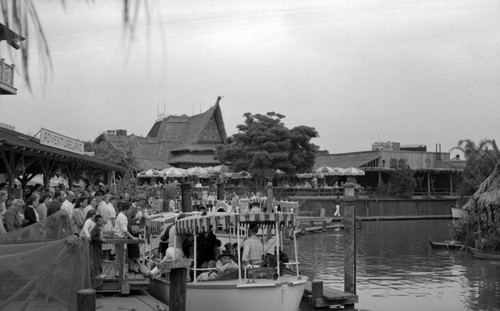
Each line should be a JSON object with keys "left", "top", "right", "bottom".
{"left": 77, "top": 288, "right": 96, "bottom": 311}
{"left": 169, "top": 267, "right": 187, "bottom": 311}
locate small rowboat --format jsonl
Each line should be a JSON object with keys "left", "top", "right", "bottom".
{"left": 468, "top": 247, "right": 500, "bottom": 260}
{"left": 428, "top": 240, "right": 464, "bottom": 250}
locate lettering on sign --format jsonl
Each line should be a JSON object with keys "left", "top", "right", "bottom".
{"left": 39, "top": 128, "right": 84, "bottom": 155}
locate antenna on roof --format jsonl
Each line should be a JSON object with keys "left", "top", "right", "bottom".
{"left": 192, "top": 105, "right": 194, "bottom": 115}
{"left": 200, "top": 103, "right": 202, "bottom": 113}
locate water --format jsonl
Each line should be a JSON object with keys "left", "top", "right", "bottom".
{"left": 296, "top": 219, "right": 500, "bottom": 311}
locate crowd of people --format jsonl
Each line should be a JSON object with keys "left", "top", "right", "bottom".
{"left": 1, "top": 182, "right": 292, "bottom": 284}
{"left": 0, "top": 183, "right": 163, "bottom": 281}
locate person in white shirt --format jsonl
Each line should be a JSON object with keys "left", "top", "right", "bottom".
{"left": 113, "top": 201, "right": 138, "bottom": 276}
{"left": 61, "top": 191, "right": 75, "bottom": 217}
{"left": 97, "top": 194, "right": 116, "bottom": 260}
{"left": 80, "top": 209, "right": 97, "bottom": 239}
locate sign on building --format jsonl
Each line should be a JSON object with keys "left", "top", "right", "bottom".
{"left": 39, "top": 128, "right": 84, "bottom": 155}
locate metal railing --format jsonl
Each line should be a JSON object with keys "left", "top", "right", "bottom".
{"left": 0, "top": 59, "right": 15, "bottom": 86}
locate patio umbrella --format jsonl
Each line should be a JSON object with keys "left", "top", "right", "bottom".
{"left": 137, "top": 169, "right": 161, "bottom": 178}
{"left": 187, "top": 166, "right": 209, "bottom": 178}
{"left": 315, "top": 166, "right": 343, "bottom": 176}
{"left": 296, "top": 173, "right": 313, "bottom": 179}
{"left": 211, "top": 165, "right": 232, "bottom": 174}
{"left": 160, "top": 167, "right": 188, "bottom": 178}
{"left": 342, "top": 167, "right": 365, "bottom": 176}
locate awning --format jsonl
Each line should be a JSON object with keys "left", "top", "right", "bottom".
{"left": 176, "top": 212, "right": 296, "bottom": 235}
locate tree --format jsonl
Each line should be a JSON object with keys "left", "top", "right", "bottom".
{"left": 93, "top": 134, "right": 138, "bottom": 169}
{"left": 452, "top": 139, "right": 500, "bottom": 201}
{"left": 386, "top": 158, "right": 416, "bottom": 198}
{"left": 215, "top": 112, "right": 319, "bottom": 187}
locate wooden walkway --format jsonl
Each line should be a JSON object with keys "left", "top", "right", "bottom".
{"left": 303, "top": 281, "right": 358, "bottom": 309}
{"left": 296, "top": 216, "right": 344, "bottom": 234}
{"left": 96, "top": 262, "right": 150, "bottom": 294}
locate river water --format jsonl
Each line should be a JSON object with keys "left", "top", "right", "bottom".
{"left": 296, "top": 219, "right": 500, "bottom": 311}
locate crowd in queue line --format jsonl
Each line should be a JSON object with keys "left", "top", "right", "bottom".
{"left": 0, "top": 183, "right": 164, "bottom": 280}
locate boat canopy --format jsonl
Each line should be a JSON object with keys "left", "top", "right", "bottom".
{"left": 176, "top": 212, "right": 296, "bottom": 235}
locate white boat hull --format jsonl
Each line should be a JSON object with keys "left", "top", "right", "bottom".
{"left": 149, "top": 275, "right": 307, "bottom": 311}
{"left": 451, "top": 207, "right": 467, "bottom": 219}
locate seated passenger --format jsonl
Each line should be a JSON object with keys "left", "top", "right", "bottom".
{"left": 196, "top": 253, "right": 238, "bottom": 281}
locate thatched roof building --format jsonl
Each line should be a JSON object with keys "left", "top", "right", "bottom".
{"left": 464, "top": 160, "right": 500, "bottom": 210}
{"left": 461, "top": 160, "right": 500, "bottom": 252}
{"left": 95, "top": 97, "right": 227, "bottom": 170}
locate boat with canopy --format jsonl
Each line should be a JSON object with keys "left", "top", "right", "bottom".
{"left": 149, "top": 212, "right": 307, "bottom": 311}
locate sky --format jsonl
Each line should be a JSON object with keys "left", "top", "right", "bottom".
{"left": 0, "top": 0, "right": 499, "bottom": 156}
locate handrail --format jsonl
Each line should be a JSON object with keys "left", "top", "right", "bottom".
{"left": 0, "top": 59, "right": 15, "bottom": 86}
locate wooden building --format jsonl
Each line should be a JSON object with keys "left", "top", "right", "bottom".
{"left": 95, "top": 97, "right": 227, "bottom": 170}
{"left": 315, "top": 145, "right": 465, "bottom": 196}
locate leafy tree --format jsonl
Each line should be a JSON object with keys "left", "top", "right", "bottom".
{"left": 215, "top": 112, "right": 319, "bottom": 187}
{"left": 93, "top": 134, "right": 137, "bottom": 169}
{"left": 387, "top": 158, "right": 416, "bottom": 198}
{"left": 452, "top": 139, "right": 500, "bottom": 201}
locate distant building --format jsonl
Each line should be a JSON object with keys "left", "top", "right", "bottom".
{"left": 94, "top": 97, "right": 227, "bottom": 170}
{"left": 316, "top": 142, "right": 466, "bottom": 196}
{"left": 0, "top": 122, "right": 15, "bottom": 131}
{"left": 105, "top": 129, "right": 127, "bottom": 136}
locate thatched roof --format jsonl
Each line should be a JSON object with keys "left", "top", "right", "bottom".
{"left": 95, "top": 98, "right": 226, "bottom": 171}
{"left": 463, "top": 160, "right": 500, "bottom": 210}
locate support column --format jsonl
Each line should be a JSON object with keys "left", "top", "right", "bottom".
{"left": 266, "top": 179, "right": 273, "bottom": 212}
{"left": 217, "top": 182, "right": 224, "bottom": 200}
{"left": 449, "top": 173, "right": 453, "bottom": 195}
{"left": 427, "top": 172, "right": 431, "bottom": 196}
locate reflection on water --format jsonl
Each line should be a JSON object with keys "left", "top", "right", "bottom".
{"left": 295, "top": 220, "right": 500, "bottom": 311}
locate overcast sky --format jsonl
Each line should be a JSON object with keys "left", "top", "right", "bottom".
{"left": 0, "top": 0, "right": 499, "bottom": 156}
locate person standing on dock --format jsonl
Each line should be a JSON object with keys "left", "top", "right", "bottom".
{"left": 98, "top": 194, "right": 116, "bottom": 261}
{"left": 113, "top": 201, "right": 139, "bottom": 277}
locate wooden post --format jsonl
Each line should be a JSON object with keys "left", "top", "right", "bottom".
{"left": 77, "top": 289, "right": 96, "bottom": 311}
{"left": 170, "top": 267, "right": 187, "bottom": 311}
{"left": 343, "top": 182, "right": 356, "bottom": 297}
{"left": 311, "top": 281, "right": 323, "bottom": 308}
{"left": 322, "top": 221, "right": 326, "bottom": 232}
{"left": 180, "top": 183, "right": 193, "bottom": 213}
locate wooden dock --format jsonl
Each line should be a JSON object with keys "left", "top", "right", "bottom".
{"left": 303, "top": 281, "right": 358, "bottom": 309}
{"left": 296, "top": 216, "right": 344, "bottom": 234}
{"left": 96, "top": 238, "right": 150, "bottom": 295}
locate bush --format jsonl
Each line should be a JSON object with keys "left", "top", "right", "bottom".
{"left": 449, "top": 218, "right": 468, "bottom": 242}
